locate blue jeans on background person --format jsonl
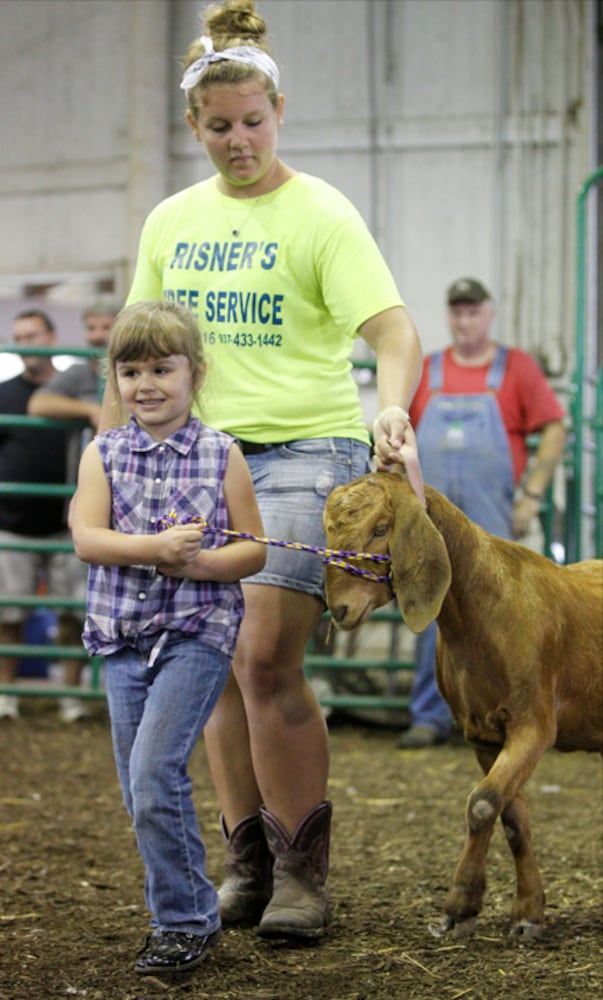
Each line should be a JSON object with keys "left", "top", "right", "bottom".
{"left": 408, "top": 622, "right": 452, "bottom": 738}
{"left": 104, "top": 635, "right": 230, "bottom": 935}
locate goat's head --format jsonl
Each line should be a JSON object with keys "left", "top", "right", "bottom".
{"left": 323, "top": 474, "right": 396, "bottom": 630}
{"left": 323, "top": 473, "right": 452, "bottom": 633}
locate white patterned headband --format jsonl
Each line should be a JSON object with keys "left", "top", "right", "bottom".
{"left": 180, "top": 35, "right": 280, "bottom": 91}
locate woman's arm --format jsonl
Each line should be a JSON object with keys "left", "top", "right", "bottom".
{"left": 159, "top": 444, "right": 267, "bottom": 583}
{"left": 360, "top": 305, "right": 423, "bottom": 422}
{"left": 71, "top": 442, "right": 203, "bottom": 567}
{"left": 360, "top": 306, "right": 425, "bottom": 503}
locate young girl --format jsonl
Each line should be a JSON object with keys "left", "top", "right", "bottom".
{"left": 72, "top": 299, "right": 266, "bottom": 976}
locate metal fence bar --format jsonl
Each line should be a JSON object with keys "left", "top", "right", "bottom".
{"left": 0, "top": 595, "right": 86, "bottom": 610}
{"left": 565, "top": 166, "right": 603, "bottom": 562}
{"left": 0, "top": 683, "right": 105, "bottom": 701}
{"left": 0, "top": 345, "right": 105, "bottom": 360}
{"left": 596, "top": 368, "right": 603, "bottom": 558}
{"left": 0, "top": 484, "right": 75, "bottom": 498}
{"left": 305, "top": 655, "right": 411, "bottom": 672}
{"left": 0, "top": 643, "right": 88, "bottom": 660}
{"left": 0, "top": 414, "right": 87, "bottom": 430}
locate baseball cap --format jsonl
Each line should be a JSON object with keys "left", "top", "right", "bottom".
{"left": 446, "top": 278, "right": 491, "bottom": 305}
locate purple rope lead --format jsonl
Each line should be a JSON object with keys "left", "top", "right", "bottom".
{"left": 157, "top": 512, "right": 392, "bottom": 584}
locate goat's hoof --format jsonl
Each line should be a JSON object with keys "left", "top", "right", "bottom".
{"left": 428, "top": 915, "right": 455, "bottom": 939}
{"left": 510, "top": 919, "right": 545, "bottom": 940}
{"left": 428, "top": 913, "right": 477, "bottom": 938}
{"left": 429, "top": 913, "right": 477, "bottom": 938}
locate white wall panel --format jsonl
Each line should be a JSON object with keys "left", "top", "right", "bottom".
{"left": 381, "top": 146, "right": 497, "bottom": 349}
{"left": 1, "top": 1, "right": 129, "bottom": 167}
{"left": 377, "top": 0, "right": 500, "bottom": 119}
{"left": 0, "top": 0, "right": 167, "bottom": 292}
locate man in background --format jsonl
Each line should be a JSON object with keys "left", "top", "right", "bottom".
{"left": 0, "top": 309, "right": 89, "bottom": 721}
{"left": 398, "top": 278, "right": 566, "bottom": 749}
{"left": 28, "top": 298, "right": 119, "bottom": 444}
{"left": 29, "top": 298, "right": 119, "bottom": 489}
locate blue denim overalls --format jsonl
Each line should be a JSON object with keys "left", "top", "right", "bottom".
{"left": 409, "top": 346, "right": 514, "bottom": 736}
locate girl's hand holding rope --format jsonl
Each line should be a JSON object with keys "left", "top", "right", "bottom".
{"left": 155, "top": 524, "right": 203, "bottom": 568}
{"left": 156, "top": 511, "right": 392, "bottom": 583}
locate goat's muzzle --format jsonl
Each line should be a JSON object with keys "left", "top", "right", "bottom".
{"left": 330, "top": 604, "right": 349, "bottom": 625}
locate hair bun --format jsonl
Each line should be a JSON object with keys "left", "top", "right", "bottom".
{"left": 204, "top": 0, "right": 267, "bottom": 47}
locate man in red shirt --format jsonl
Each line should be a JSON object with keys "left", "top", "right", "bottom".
{"left": 398, "top": 277, "right": 566, "bottom": 749}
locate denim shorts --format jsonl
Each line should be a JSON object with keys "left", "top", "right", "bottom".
{"left": 242, "top": 437, "right": 370, "bottom": 598}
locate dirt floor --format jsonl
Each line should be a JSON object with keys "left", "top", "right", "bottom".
{"left": 1, "top": 699, "right": 601, "bottom": 1000}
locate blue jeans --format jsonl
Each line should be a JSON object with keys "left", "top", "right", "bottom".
{"left": 104, "top": 635, "right": 230, "bottom": 935}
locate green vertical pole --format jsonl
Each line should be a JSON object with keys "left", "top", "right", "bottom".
{"left": 597, "top": 368, "right": 603, "bottom": 558}
{"left": 568, "top": 166, "right": 603, "bottom": 563}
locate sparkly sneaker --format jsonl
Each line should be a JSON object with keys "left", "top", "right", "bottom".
{"left": 135, "top": 930, "right": 221, "bottom": 976}
{"left": 0, "top": 694, "right": 19, "bottom": 720}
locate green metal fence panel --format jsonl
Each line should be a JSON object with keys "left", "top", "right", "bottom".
{"left": 3, "top": 337, "right": 591, "bottom": 715}
{"left": 0, "top": 344, "right": 104, "bottom": 703}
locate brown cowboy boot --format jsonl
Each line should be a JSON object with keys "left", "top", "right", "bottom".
{"left": 258, "top": 801, "right": 332, "bottom": 939}
{"left": 218, "top": 813, "right": 273, "bottom": 925}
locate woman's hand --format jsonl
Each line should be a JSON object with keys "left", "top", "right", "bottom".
{"left": 372, "top": 406, "right": 426, "bottom": 507}
{"left": 372, "top": 405, "right": 413, "bottom": 470}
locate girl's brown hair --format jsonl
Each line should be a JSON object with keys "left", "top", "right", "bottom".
{"left": 108, "top": 300, "right": 206, "bottom": 405}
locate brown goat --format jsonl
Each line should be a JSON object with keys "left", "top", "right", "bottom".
{"left": 323, "top": 472, "right": 603, "bottom": 937}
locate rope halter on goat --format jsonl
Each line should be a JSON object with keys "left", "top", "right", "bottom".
{"left": 157, "top": 510, "right": 392, "bottom": 583}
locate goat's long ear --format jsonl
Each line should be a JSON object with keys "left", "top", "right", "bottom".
{"left": 388, "top": 487, "right": 452, "bottom": 634}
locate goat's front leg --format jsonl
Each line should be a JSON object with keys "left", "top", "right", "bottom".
{"left": 434, "top": 745, "right": 499, "bottom": 937}
{"left": 501, "top": 791, "right": 545, "bottom": 938}
{"left": 437, "top": 723, "right": 551, "bottom": 937}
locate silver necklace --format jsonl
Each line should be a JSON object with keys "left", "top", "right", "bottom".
{"left": 221, "top": 193, "right": 261, "bottom": 237}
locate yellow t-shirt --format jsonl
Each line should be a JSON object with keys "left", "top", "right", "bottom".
{"left": 127, "top": 173, "right": 404, "bottom": 442}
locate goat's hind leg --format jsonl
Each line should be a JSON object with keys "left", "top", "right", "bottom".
{"left": 501, "top": 791, "right": 545, "bottom": 939}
